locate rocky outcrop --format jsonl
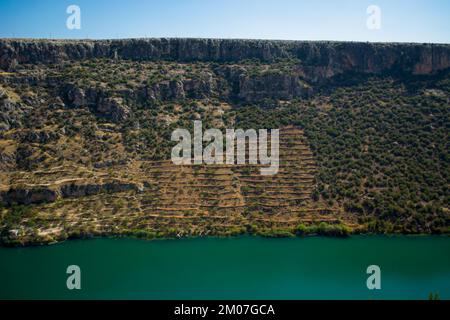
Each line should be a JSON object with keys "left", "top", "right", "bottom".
{"left": 238, "top": 71, "right": 311, "bottom": 101}
{"left": 0, "top": 88, "right": 26, "bottom": 131}
{"left": 0, "top": 180, "right": 144, "bottom": 206}
{"left": 96, "top": 97, "right": 130, "bottom": 122}
{"left": 66, "top": 86, "right": 86, "bottom": 108}
{"left": 142, "top": 73, "right": 221, "bottom": 102}
{"left": 1, "top": 38, "right": 449, "bottom": 79}
{"left": 62, "top": 85, "right": 130, "bottom": 122}
{"left": 143, "top": 80, "right": 186, "bottom": 102}
{"left": 0, "top": 188, "right": 57, "bottom": 206}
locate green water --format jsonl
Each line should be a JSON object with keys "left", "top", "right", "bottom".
{"left": 0, "top": 236, "right": 449, "bottom": 300}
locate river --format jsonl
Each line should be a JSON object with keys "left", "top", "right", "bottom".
{"left": 0, "top": 236, "right": 449, "bottom": 299}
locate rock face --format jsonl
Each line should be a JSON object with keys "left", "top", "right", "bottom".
{"left": 0, "top": 188, "right": 57, "bottom": 206}
{"left": 66, "top": 86, "right": 86, "bottom": 108}
{"left": 62, "top": 85, "right": 130, "bottom": 122}
{"left": 1, "top": 39, "right": 449, "bottom": 109}
{"left": 96, "top": 97, "right": 130, "bottom": 122}
{"left": 238, "top": 72, "right": 311, "bottom": 101}
{"left": 0, "top": 88, "right": 26, "bottom": 131}
{"left": 143, "top": 76, "right": 221, "bottom": 101}
{"left": 1, "top": 38, "right": 449, "bottom": 78}
{"left": 0, "top": 180, "right": 143, "bottom": 206}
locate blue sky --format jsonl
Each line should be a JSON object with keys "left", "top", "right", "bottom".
{"left": 0, "top": 0, "right": 449, "bottom": 43}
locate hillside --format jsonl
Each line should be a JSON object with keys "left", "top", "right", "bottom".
{"left": 0, "top": 38, "right": 449, "bottom": 245}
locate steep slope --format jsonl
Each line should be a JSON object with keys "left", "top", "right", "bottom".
{"left": 0, "top": 39, "right": 449, "bottom": 245}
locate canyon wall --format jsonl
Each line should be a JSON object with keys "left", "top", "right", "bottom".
{"left": 1, "top": 38, "right": 450, "bottom": 79}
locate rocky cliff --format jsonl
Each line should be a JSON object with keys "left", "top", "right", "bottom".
{"left": 0, "top": 179, "right": 143, "bottom": 206}
{"left": 1, "top": 38, "right": 450, "bottom": 79}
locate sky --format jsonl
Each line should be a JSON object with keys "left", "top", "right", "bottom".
{"left": 0, "top": 0, "right": 448, "bottom": 43}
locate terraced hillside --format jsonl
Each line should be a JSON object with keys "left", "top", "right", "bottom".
{"left": 0, "top": 126, "right": 355, "bottom": 245}
{"left": 0, "top": 39, "right": 449, "bottom": 245}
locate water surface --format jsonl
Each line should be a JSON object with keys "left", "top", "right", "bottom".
{"left": 0, "top": 236, "right": 449, "bottom": 299}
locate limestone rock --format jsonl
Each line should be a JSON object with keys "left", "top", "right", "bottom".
{"left": 97, "top": 97, "right": 130, "bottom": 122}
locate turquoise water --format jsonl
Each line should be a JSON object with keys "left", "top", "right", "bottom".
{"left": 0, "top": 236, "right": 449, "bottom": 300}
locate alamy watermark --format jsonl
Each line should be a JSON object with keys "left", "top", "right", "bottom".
{"left": 66, "top": 5, "right": 81, "bottom": 30}
{"left": 366, "top": 265, "right": 381, "bottom": 290}
{"left": 171, "top": 121, "right": 279, "bottom": 175}
{"left": 366, "top": 5, "right": 381, "bottom": 30}
{"left": 66, "top": 265, "right": 81, "bottom": 290}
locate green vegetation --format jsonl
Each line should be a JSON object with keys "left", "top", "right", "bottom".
{"left": 296, "top": 222, "right": 351, "bottom": 237}
{"left": 1, "top": 56, "right": 449, "bottom": 245}
{"left": 235, "top": 75, "right": 450, "bottom": 234}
